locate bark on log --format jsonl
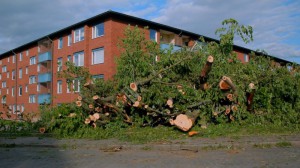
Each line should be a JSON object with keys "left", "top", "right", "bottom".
{"left": 39, "top": 127, "right": 46, "bottom": 134}
{"left": 77, "top": 96, "right": 82, "bottom": 101}
{"left": 130, "top": 82, "right": 138, "bottom": 92}
{"left": 169, "top": 111, "right": 200, "bottom": 132}
{"left": 84, "top": 118, "right": 91, "bottom": 124}
{"left": 200, "top": 55, "right": 214, "bottom": 90}
{"left": 93, "top": 113, "right": 100, "bottom": 120}
{"left": 83, "top": 82, "right": 95, "bottom": 90}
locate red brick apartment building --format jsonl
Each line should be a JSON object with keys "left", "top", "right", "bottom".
{"left": 0, "top": 11, "right": 290, "bottom": 120}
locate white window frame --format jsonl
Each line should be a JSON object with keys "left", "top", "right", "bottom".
{"left": 12, "top": 70, "right": 15, "bottom": 80}
{"left": 26, "top": 50, "right": 29, "bottom": 56}
{"left": 73, "top": 51, "right": 84, "bottom": 66}
{"left": 74, "top": 27, "right": 84, "bottom": 43}
{"left": 19, "top": 53, "right": 23, "bottom": 61}
{"left": 12, "top": 87, "right": 15, "bottom": 97}
{"left": 37, "top": 84, "right": 40, "bottom": 92}
{"left": 1, "top": 96, "right": 6, "bottom": 104}
{"left": 19, "top": 86, "right": 22, "bottom": 96}
{"left": 19, "top": 68, "right": 22, "bottom": 79}
{"left": 26, "top": 66, "right": 28, "bottom": 74}
{"left": 57, "top": 57, "right": 63, "bottom": 71}
{"left": 58, "top": 37, "right": 63, "bottom": 49}
{"left": 2, "top": 81, "right": 6, "bottom": 88}
{"left": 30, "top": 56, "right": 36, "bottom": 65}
{"left": 73, "top": 79, "right": 80, "bottom": 92}
{"left": 68, "top": 34, "right": 72, "bottom": 46}
{"left": 244, "top": 54, "right": 249, "bottom": 62}
{"left": 7, "top": 71, "right": 9, "bottom": 78}
{"left": 2, "top": 66, "right": 7, "bottom": 72}
{"left": 57, "top": 80, "right": 62, "bottom": 94}
{"left": 25, "top": 85, "right": 28, "bottom": 93}
{"left": 92, "top": 47, "right": 104, "bottom": 65}
{"left": 29, "top": 95, "right": 36, "bottom": 103}
{"left": 92, "top": 23, "right": 104, "bottom": 39}
{"left": 37, "top": 63, "right": 40, "bottom": 72}
{"left": 29, "top": 76, "right": 36, "bottom": 84}
{"left": 13, "top": 55, "right": 16, "bottom": 63}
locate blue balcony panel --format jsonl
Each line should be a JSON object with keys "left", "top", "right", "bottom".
{"left": 38, "top": 73, "right": 52, "bottom": 83}
{"left": 160, "top": 44, "right": 182, "bottom": 53}
{"left": 38, "top": 51, "right": 52, "bottom": 63}
{"left": 38, "top": 94, "right": 51, "bottom": 104}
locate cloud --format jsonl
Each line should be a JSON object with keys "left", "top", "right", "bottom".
{"left": 152, "top": 0, "right": 300, "bottom": 60}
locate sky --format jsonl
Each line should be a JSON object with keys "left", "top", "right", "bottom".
{"left": 0, "top": 0, "right": 299, "bottom": 63}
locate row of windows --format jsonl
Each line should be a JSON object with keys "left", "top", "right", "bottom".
{"left": 56, "top": 47, "right": 104, "bottom": 71}
{"left": 1, "top": 56, "right": 36, "bottom": 74}
{"left": 58, "top": 23, "right": 104, "bottom": 49}
{"left": 0, "top": 83, "right": 39, "bottom": 97}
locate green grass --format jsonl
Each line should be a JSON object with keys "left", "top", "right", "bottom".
{"left": 275, "top": 141, "right": 292, "bottom": 148}
{"left": 253, "top": 143, "right": 273, "bottom": 149}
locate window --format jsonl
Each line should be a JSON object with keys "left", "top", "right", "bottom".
{"left": 30, "top": 56, "right": 36, "bottom": 65}
{"left": 12, "top": 87, "right": 15, "bottom": 97}
{"left": 7, "top": 71, "right": 9, "bottom": 78}
{"left": 92, "top": 48, "right": 104, "bottom": 64}
{"left": 19, "top": 69, "right": 22, "bottom": 79}
{"left": 244, "top": 54, "right": 249, "bottom": 62}
{"left": 92, "top": 74, "right": 104, "bottom": 80}
{"left": 68, "top": 34, "right": 72, "bottom": 46}
{"left": 1, "top": 96, "right": 6, "bottom": 104}
{"left": 57, "top": 80, "right": 62, "bottom": 94}
{"left": 6, "top": 88, "right": 8, "bottom": 94}
{"left": 38, "top": 46, "right": 40, "bottom": 53}
{"left": 21, "top": 104, "right": 24, "bottom": 113}
{"left": 2, "top": 66, "right": 7, "bottom": 72}
{"left": 92, "top": 23, "right": 104, "bottom": 38}
{"left": 150, "top": 29, "right": 157, "bottom": 41}
{"left": 12, "top": 70, "right": 15, "bottom": 80}
{"left": 7, "top": 57, "right": 9, "bottom": 62}
{"left": 57, "top": 57, "right": 63, "bottom": 71}
{"left": 19, "top": 53, "right": 23, "bottom": 61}
{"left": 26, "top": 50, "right": 29, "bottom": 56}
{"left": 25, "top": 85, "right": 28, "bottom": 93}
{"left": 73, "top": 79, "right": 80, "bottom": 92}
{"left": 13, "top": 55, "right": 16, "bottom": 63}
{"left": 58, "top": 37, "right": 63, "bottom": 49}
{"left": 74, "top": 27, "right": 84, "bottom": 43}
{"left": 37, "top": 84, "right": 40, "bottom": 92}
{"left": 29, "top": 76, "right": 36, "bottom": 84}
{"left": 67, "top": 55, "right": 71, "bottom": 62}
{"left": 19, "top": 86, "right": 22, "bottom": 96}
{"left": 26, "top": 66, "right": 28, "bottom": 74}
{"left": 73, "top": 51, "right": 84, "bottom": 66}
{"left": 67, "top": 83, "right": 71, "bottom": 93}
{"left": 0, "top": 74, "right": 1, "bottom": 80}
{"left": 37, "top": 63, "right": 40, "bottom": 72}
{"left": 2, "top": 81, "right": 6, "bottom": 88}
{"left": 29, "top": 95, "right": 36, "bottom": 103}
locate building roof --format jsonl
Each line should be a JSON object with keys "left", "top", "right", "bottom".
{"left": 0, "top": 10, "right": 291, "bottom": 64}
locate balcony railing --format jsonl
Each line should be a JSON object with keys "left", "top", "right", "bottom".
{"left": 38, "top": 51, "right": 52, "bottom": 63}
{"left": 38, "top": 93, "right": 51, "bottom": 104}
{"left": 160, "top": 43, "right": 182, "bottom": 53}
{"left": 38, "top": 72, "right": 52, "bottom": 83}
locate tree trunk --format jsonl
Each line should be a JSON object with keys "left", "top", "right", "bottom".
{"left": 169, "top": 111, "right": 200, "bottom": 132}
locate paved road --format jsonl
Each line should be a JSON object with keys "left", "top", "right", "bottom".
{"left": 1, "top": 135, "right": 300, "bottom": 168}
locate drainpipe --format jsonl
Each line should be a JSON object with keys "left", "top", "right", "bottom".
{"left": 12, "top": 50, "right": 17, "bottom": 120}
{"left": 46, "top": 36, "right": 53, "bottom": 107}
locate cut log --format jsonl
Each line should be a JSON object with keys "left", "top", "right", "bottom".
{"left": 93, "top": 113, "right": 100, "bottom": 120}
{"left": 199, "top": 55, "right": 214, "bottom": 90}
{"left": 88, "top": 104, "right": 94, "bottom": 109}
{"left": 130, "top": 82, "right": 138, "bottom": 92}
{"left": 246, "top": 83, "right": 256, "bottom": 112}
{"left": 133, "top": 101, "right": 141, "bottom": 107}
{"left": 77, "top": 96, "right": 82, "bottom": 101}
{"left": 225, "top": 93, "right": 234, "bottom": 101}
{"left": 229, "top": 115, "right": 235, "bottom": 121}
{"left": 89, "top": 115, "right": 96, "bottom": 122}
{"left": 225, "top": 106, "right": 231, "bottom": 115}
{"left": 83, "top": 82, "right": 95, "bottom": 90}
{"left": 84, "top": 118, "right": 91, "bottom": 124}
{"left": 166, "top": 98, "right": 173, "bottom": 108}
{"left": 231, "top": 105, "right": 238, "bottom": 112}
{"left": 76, "top": 100, "right": 82, "bottom": 107}
{"left": 39, "top": 127, "right": 46, "bottom": 134}
{"left": 68, "top": 113, "right": 77, "bottom": 118}
{"left": 169, "top": 111, "right": 199, "bottom": 132}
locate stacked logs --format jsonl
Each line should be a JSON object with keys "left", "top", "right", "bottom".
{"left": 74, "top": 55, "right": 256, "bottom": 132}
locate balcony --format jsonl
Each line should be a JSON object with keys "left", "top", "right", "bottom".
{"left": 38, "top": 73, "right": 52, "bottom": 83}
{"left": 38, "top": 94, "right": 51, "bottom": 104}
{"left": 38, "top": 51, "right": 52, "bottom": 63}
{"left": 160, "top": 43, "right": 182, "bottom": 53}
